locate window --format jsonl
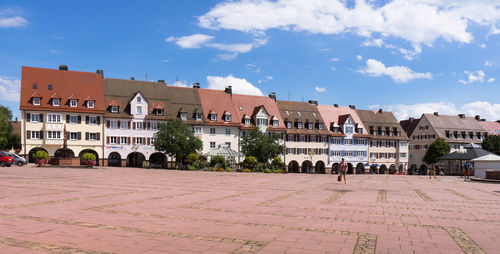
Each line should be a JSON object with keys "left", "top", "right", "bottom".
{"left": 332, "top": 150, "right": 341, "bottom": 157}
{"left": 357, "top": 139, "right": 367, "bottom": 145}
{"left": 244, "top": 119, "right": 250, "bottom": 126}
{"left": 312, "top": 112, "right": 316, "bottom": 118}
{"left": 30, "top": 113, "right": 40, "bottom": 122}
{"left": 331, "top": 138, "right": 342, "bottom": 145}
{"left": 210, "top": 128, "right": 216, "bottom": 135}
{"left": 345, "top": 151, "right": 353, "bottom": 157}
{"left": 285, "top": 111, "right": 289, "bottom": 116}
{"left": 47, "top": 114, "right": 61, "bottom": 123}
{"left": 273, "top": 120, "right": 278, "bottom": 127}
{"left": 70, "top": 100, "right": 77, "bottom": 107}
{"left": 194, "top": 127, "right": 202, "bottom": 134}
{"left": 321, "top": 136, "right": 327, "bottom": 142}
{"left": 109, "top": 120, "right": 117, "bottom": 129}
{"left": 31, "top": 131, "right": 40, "bottom": 139}
{"left": 33, "top": 83, "right": 37, "bottom": 89}
{"left": 110, "top": 136, "right": 117, "bottom": 144}
{"left": 297, "top": 122, "right": 303, "bottom": 129}
{"left": 344, "top": 139, "right": 353, "bottom": 144}
{"left": 370, "top": 153, "right": 377, "bottom": 158}
{"left": 297, "top": 112, "right": 301, "bottom": 116}
{"left": 257, "top": 118, "right": 268, "bottom": 126}
{"left": 225, "top": 115, "right": 231, "bottom": 122}
{"left": 87, "top": 101, "right": 94, "bottom": 108}
{"left": 380, "top": 153, "right": 387, "bottom": 158}
{"left": 210, "top": 114, "right": 217, "bottom": 121}
{"left": 136, "top": 122, "right": 143, "bottom": 130}
{"left": 136, "top": 106, "right": 142, "bottom": 115}
{"left": 89, "top": 116, "right": 97, "bottom": 125}
{"left": 318, "top": 123, "right": 323, "bottom": 130}
{"left": 150, "top": 122, "right": 157, "bottom": 130}
{"left": 370, "top": 141, "right": 377, "bottom": 147}
{"left": 70, "top": 115, "right": 78, "bottom": 124}
{"left": 53, "top": 99, "right": 60, "bottom": 106}
{"left": 180, "top": 112, "right": 187, "bottom": 120}
{"left": 196, "top": 114, "right": 202, "bottom": 120}
{"left": 136, "top": 137, "right": 143, "bottom": 145}
{"left": 400, "top": 153, "right": 406, "bottom": 158}
{"left": 225, "top": 128, "right": 231, "bottom": 135}
{"left": 299, "top": 135, "right": 305, "bottom": 142}
{"left": 225, "top": 142, "right": 231, "bottom": 148}
{"left": 358, "top": 151, "right": 367, "bottom": 157}
{"left": 120, "top": 121, "right": 128, "bottom": 129}
{"left": 210, "top": 142, "right": 216, "bottom": 148}
{"left": 47, "top": 131, "right": 61, "bottom": 139}
{"left": 120, "top": 137, "right": 127, "bottom": 144}
{"left": 156, "top": 109, "right": 163, "bottom": 116}
{"left": 70, "top": 132, "right": 78, "bottom": 140}
{"left": 33, "top": 98, "right": 40, "bottom": 105}
{"left": 308, "top": 123, "right": 313, "bottom": 129}
{"left": 151, "top": 137, "right": 156, "bottom": 144}
{"left": 400, "top": 142, "right": 407, "bottom": 147}
{"left": 345, "top": 127, "right": 353, "bottom": 133}
{"left": 137, "top": 97, "right": 141, "bottom": 102}
{"left": 111, "top": 106, "right": 118, "bottom": 113}
{"left": 48, "top": 84, "right": 53, "bottom": 90}
{"left": 389, "top": 141, "right": 395, "bottom": 147}
{"left": 287, "top": 122, "right": 292, "bottom": 129}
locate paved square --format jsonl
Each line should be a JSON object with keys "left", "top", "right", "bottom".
{"left": 0, "top": 166, "right": 499, "bottom": 254}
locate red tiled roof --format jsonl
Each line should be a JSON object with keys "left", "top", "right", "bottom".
{"left": 481, "top": 121, "right": 500, "bottom": 135}
{"left": 49, "top": 93, "right": 61, "bottom": 99}
{"left": 152, "top": 102, "right": 165, "bottom": 110}
{"left": 107, "top": 99, "right": 121, "bottom": 107}
{"left": 20, "top": 66, "right": 104, "bottom": 113}
{"left": 198, "top": 89, "right": 240, "bottom": 125}
{"left": 85, "top": 95, "right": 96, "bottom": 101}
{"left": 231, "top": 94, "right": 285, "bottom": 129}
{"left": 317, "top": 105, "right": 369, "bottom": 135}
{"left": 67, "top": 94, "right": 79, "bottom": 100}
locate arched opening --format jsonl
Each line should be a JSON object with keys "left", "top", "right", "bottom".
{"left": 356, "top": 163, "right": 365, "bottom": 174}
{"left": 398, "top": 165, "right": 404, "bottom": 174}
{"left": 301, "top": 160, "right": 313, "bottom": 173}
{"left": 370, "top": 165, "right": 379, "bottom": 174}
{"left": 332, "top": 163, "right": 339, "bottom": 174}
{"left": 79, "top": 149, "right": 99, "bottom": 166}
{"left": 410, "top": 164, "right": 418, "bottom": 175}
{"left": 54, "top": 148, "right": 74, "bottom": 158}
{"left": 127, "top": 152, "right": 145, "bottom": 168}
{"left": 347, "top": 163, "right": 354, "bottom": 174}
{"left": 315, "top": 161, "right": 326, "bottom": 174}
{"left": 380, "top": 164, "right": 388, "bottom": 174}
{"left": 108, "top": 152, "right": 122, "bottom": 167}
{"left": 288, "top": 161, "right": 299, "bottom": 173}
{"left": 149, "top": 152, "right": 166, "bottom": 169}
{"left": 28, "top": 147, "right": 48, "bottom": 163}
{"left": 419, "top": 164, "right": 428, "bottom": 175}
{"left": 389, "top": 164, "right": 397, "bottom": 174}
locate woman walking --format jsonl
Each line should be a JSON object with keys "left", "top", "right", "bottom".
{"left": 339, "top": 158, "right": 347, "bottom": 184}
{"left": 429, "top": 163, "right": 437, "bottom": 179}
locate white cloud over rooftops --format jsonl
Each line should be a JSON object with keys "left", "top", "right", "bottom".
{"left": 359, "top": 59, "right": 432, "bottom": 83}
{"left": 206, "top": 75, "right": 263, "bottom": 96}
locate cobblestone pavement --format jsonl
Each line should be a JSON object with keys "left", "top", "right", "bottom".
{"left": 0, "top": 166, "right": 499, "bottom": 254}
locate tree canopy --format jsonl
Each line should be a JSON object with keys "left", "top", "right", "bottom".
{"left": 0, "top": 105, "right": 20, "bottom": 149}
{"left": 482, "top": 135, "right": 500, "bottom": 155}
{"left": 423, "top": 138, "right": 451, "bottom": 164}
{"left": 240, "top": 127, "right": 285, "bottom": 164}
{"left": 153, "top": 119, "right": 202, "bottom": 166}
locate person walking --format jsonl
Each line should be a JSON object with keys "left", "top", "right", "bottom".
{"left": 464, "top": 162, "right": 472, "bottom": 180}
{"left": 339, "top": 158, "right": 347, "bottom": 184}
{"left": 429, "top": 163, "right": 437, "bottom": 179}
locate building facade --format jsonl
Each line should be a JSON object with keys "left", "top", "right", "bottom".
{"left": 480, "top": 120, "right": 500, "bottom": 136}
{"left": 357, "top": 109, "right": 409, "bottom": 174}
{"left": 20, "top": 66, "right": 105, "bottom": 164}
{"left": 277, "top": 100, "right": 329, "bottom": 173}
{"left": 317, "top": 105, "right": 370, "bottom": 174}
{"left": 400, "top": 112, "right": 489, "bottom": 174}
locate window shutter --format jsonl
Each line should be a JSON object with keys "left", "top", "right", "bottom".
{"left": 147, "top": 122, "right": 150, "bottom": 130}
{"left": 127, "top": 137, "right": 131, "bottom": 144}
{"left": 106, "top": 120, "right": 110, "bottom": 128}
{"left": 39, "top": 131, "right": 43, "bottom": 139}
{"left": 86, "top": 116, "right": 89, "bottom": 124}
{"left": 97, "top": 116, "right": 101, "bottom": 124}
{"left": 341, "top": 150, "right": 345, "bottom": 157}
{"left": 128, "top": 121, "right": 131, "bottom": 129}
{"left": 96, "top": 133, "right": 100, "bottom": 141}
{"left": 26, "top": 113, "right": 31, "bottom": 122}
{"left": 354, "top": 151, "right": 358, "bottom": 157}
{"left": 353, "top": 138, "right": 357, "bottom": 145}
{"left": 147, "top": 138, "right": 150, "bottom": 145}
{"left": 27, "top": 130, "right": 31, "bottom": 139}
{"left": 132, "top": 137, "right": 136, "bottom": 144}
{"left": 39, "top": 114, "right": 43, "bottom": 122}
{"left": 133, "top": 122, "right": 136, "bottom": 130}
{"left": 142, "top": 137, "right": 146, "bottom": 144}
{"left": 341, "top": 139, "right": 345, "bottom": 145}
{"left": 66, "top": 115, "right": 70, "bottom": 123}
{"left": 77, "top": 115, "right": 81, "bottom": 124}
{"left": 106, "top": 136, "right": 110, "bottom": 144}
{"left": 78, "top": 132, "right": 81, "bottom": 140}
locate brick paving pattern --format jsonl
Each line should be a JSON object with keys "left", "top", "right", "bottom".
{"left": 0, "top": 166, "right": 499, "bottom": 253}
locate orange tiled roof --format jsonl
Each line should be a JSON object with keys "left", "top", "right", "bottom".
{"left": 198, "top": 89, "right": 240, "bottom": 126}
{"left": 231, "top": 94, "right": 285, "bottom": 130}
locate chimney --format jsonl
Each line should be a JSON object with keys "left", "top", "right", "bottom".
{"left": 434, "top": 112, "right": 439, "bottom": 116}
{"left": 269, "top": 92, "right": 276, "bottom": 101}
{"left": 378, "top": 108, "right": 383, "bottom": 113}
{"left": 349, "top": 105, "right": 356, "bottom": 109}
{"left": 193, "top": 82, "right": 200, "bottom": 89}
{"left": 59, "top": 65, "right": 68, "bottom": 71}
{"left": 224, "top": 85, "right": 232, "bottom": 95}
{"left": 458, "top": 114, "right": 465, "bottom": 119}
{"left": 409, "top": 117, "right": 414, "bottom": 122}
{"left": 96, "top": 69, "right": 104, "bottom": 78}
{"left": 158, "top": 80, "right": 165, "bottom": 83}
{"left": 334, "top": 104, "right": 338, "bottom": 107}
{"left": 308, "top": 100, "right": 318, "bottom": 105}
{"left": 15, "top": 117, "right": 18, "bottom": 123}
{"left": 130, "top": 77, "right": 135, "bottom": 80}
{"left": 475, "top": 115, "right": 480, "bottom": 121}
{"left": 481, "top": 119, "right": 486, "bottom": 121}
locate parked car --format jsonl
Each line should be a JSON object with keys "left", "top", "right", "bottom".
{"left": 5, "top": 152, "right": 27, "bottom": 166}
{"left": 0, "top": 152, "right": 14, "bottom": 167}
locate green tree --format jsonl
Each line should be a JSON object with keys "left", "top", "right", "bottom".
{"left": 0, "top": 105, "right": 14, "bottom": 149}
{"left": 241, "top": 127, "right": 285, "bottom": 164}
{"left": 423, "top": 138, "right": 451, "bottom": 164}
{"left": 153, "top": 119, "right": 202, "bottom": 168}
{"left": 482, "top": 135, "right": 500, "bottom": 155}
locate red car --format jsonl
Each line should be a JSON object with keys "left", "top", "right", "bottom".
{"left": 0, "top": 153, "right": 14, "bottom": 167}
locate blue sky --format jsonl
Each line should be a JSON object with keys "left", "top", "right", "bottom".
{"left": 1, "top": 0, "right": 499, "bottom": 121}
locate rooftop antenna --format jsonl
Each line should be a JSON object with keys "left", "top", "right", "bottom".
{"left": 145, "top": 72, "right": 148, "bottom": 81}
{"left": 288, "top": 91, "right": 290, "bottom": 101}
{"left": 302, "top": 96, "right": 304, "bottom": 102}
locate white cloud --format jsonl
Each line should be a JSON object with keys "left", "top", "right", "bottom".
{"left": 330, "top": 66, "right": 336, "bottom": 71}
{"left": 0, "top": 77, "right": 20, "bottom": 102}
{"left": 48, "top": 49, "right": 61, "bottom": 55}
{"left": 385, "top": 44, "right": 422, "bottom": 61}
{"left": 266, "top": 76, "right": 273, "bottom": 80}
{"left": 480, "top": 44, "right": 487, "bottom": 48}
{"left": 371, "top": 101, "right": 500, "bottom": 121}
{"left": 315, "top": 86, "right": 326, "bottom": 93}
{"left": 0, "top": 7, "right": 28, "bottom": 28}
{"left": 362, "top": 38, "right": 383, "bottom": 47}
{"left": 359, "top": 59, "right": 432, "bottom": 83}
{"left": 458, "top": 70, "right": 485, "bottom": 84}
{"left": 171, "top": 80, "right": 189, "bottom": 87}
{"left": 485, "top": 61, "right": 493, "bottom": 67}
{"left": 207, "top": 38, "right": 267, "bottom": 53}
{"left": 214, "top": 53, "right": 238, "bottom": 61}
{"left": 356, "top": 55, "right": 363, "bottom": 60}
{"left": 206, "top": 75, "right": 263, "bottom": 96}
{"left": 197, "top": 0, "right": 495, "bottom": 48}
{"left": 257, "top": 75, "right": 274, "bottom": 84}
{"left": 488, "top": 78, "right": 496, "bottom": 83}
{"left": 161, "top": 59, "right": 169, "bottom": 63}
{"left": 330, "top": 57, "right": 340, "bottom": 62}
{"left": 246, "top": 64, "right": 261, "bottom": 73}
{"left": 166, "top": 34, "right": 214, "bottom": 48}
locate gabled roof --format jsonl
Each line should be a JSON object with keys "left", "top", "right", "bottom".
{"left": 399, "top": 117, "right": 420, "bottom": 137}
{"left": 440, "top": 145, "right": 492, "bottom": 161}
{"left": 178, "top": 107, "right": 187, "bottom": 113}
{"left": 152, "top": 102, "right": 164, "bottom": 110}
{"left": 481, "top": 120, "right": 500, "bottom": 135}
{"left": 251, "top": 105, "right": 267, "bottom": 117}
{"left": 277, "top": 100, "right": 329, "bottom": 135}
{"left": 317, "top": 105, "right": 369, "bottom": 136}
{"left": 472, "top": 153, "right": 500, "bottom": 162}
{"left": 356, "top": 109, "right": 408, "bottom": 140}
{"left": 338, "top": 114, "right": 352, "bottom": 125}
{"left": 85, "top": 95, "right": 96, "bottom": 101}
{"left": 107, "top": 99, "right": 121, "bottom": 107}
{"left": 422, "top": 113, "right": 488, "bottom": 140}
{"left": 198, "top": 89, "right": 239, "bottom": 126}
{"left": 50, "top": 93, "right": 61, "bottom": 99}
{"left": 20, "top": 66, "right": 104, "bottom": 113}
{"left": 231, "top": 94, "right": 286, "bottom": 130}
{"left": 67, "top": 94, "right": 79, "bottom": 100}
{"left": 30, "top": 91, "right": 42, "bottom": 98}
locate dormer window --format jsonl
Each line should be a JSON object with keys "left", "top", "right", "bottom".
{"left": 244, "top": 119, "right": 250, "bottom": 126}
{"left": 156, "top": 109, "right": 164, "bottom": 116}
{"left": 257, "top": 118, "right": 268, "bottom": 126}
{"left": 210, "top": 114, "right": 217, "bottom": 121}
{"left": 70, "top": 100, "right": 77, "bottom": 107}
{"left": 225, "top": 115, "right": 231, "bottom": 122}
{"left": 33, "top": 83, "right": 37, "bottom": 89}
{"left": 287, "top": 122, "right": 292, "bottom": 129}
{"left": 180, "top": 112, "right": 187, "bottom": 120}
{"left": 285, "top": 111, "right": 289, "bottom": 116}
{"left": 48, "top": 84, "right": 53, "bottom": 90}
{"left": 297, "top": 122, "right": 303, "bottom": 129}
{"left": 308, "top": 123, "right": 313, "bottom": 129}
{"left": 318, "top": 123, "right": 323, "bottom": 130}
{"left": 52, "top": 98, "right": 60, "bottom": 106}
{"left": 137, "top": 97, "right": 141, "bottom": 103}
{"left": 136, "top": 106, "right": 142, "bottom": 115}
{"left": 297, "top": 112, "right": 301, "bottom": 117}
{"left": 87, "top": 101, "right": 94, "bottom": 108}
{"left": 33, "top": 98, "right": 40, "bottom": 106}
{"left": 273, "top": 120, "right": 279, "bottom": 127}
{"left": 111, "top": 106, "right": 118, "bottom": 113}
{"left": 196, "top": 114, "right": 202, "bottom": 120}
